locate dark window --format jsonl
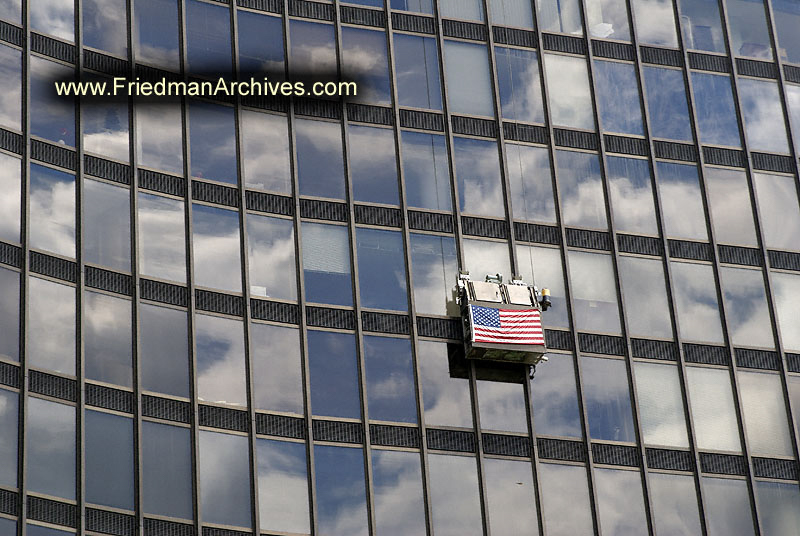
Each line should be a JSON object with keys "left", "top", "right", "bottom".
{"left": 725, "top": 0, "right": 773, "bottom": 59}
{"left": 135, "top": 0, "right": 181, "bottom": 70}
{"left": 295, "top": 119, "right": 346, "bottom": 200}
{"left": 30, "top": 58, "right": 74, "bottom": 147}
{"left": 289, "top": 20, "right": 337, "bottom": 77}
{"left": 85, "top": 410, "right": 134, "bottom": 510}
{"left": 643, "top": 66, "right": 693, "bottom": 142}
{"left": 356, "top": 227, "right": 408, "bottom": 312}
{"left": 678, "top": 0, "right": 726, "bottom": 53}
{"left": 341, "top": 27, "right": 391, "bottom": 106}
{"left": 83, "top": 0, "right": 127, "bottom": 56}
{"left": 84, "top": 290, "right": 132, "bottom": 387}
{"left": 186, "top": 0, "right": 232, "bottom": 75}
{"left": 314, "top": 445, "right": 370, "bottom": 536}
{"left": 139, "top": 303, "right": 190, "bottom": 398}
{"left": 199, "top": 430, "right": 252, "bottom": 528}
{"left": 308, "top": 330, "right": 361, "bottom": 419}
{"left": 237, "top": 10, "right": 284, "bottom": 77}
{"left": 349, "top": 125, "right": 399, "bottom": 205}
{"left": 363, "top": 336, "right": 417, "bottom": 423}
{"left": 691, "top": 72, "right": 742, "bottom": 147}
{"left": 581, "top": 356, "right": 636, "bottom": 442}
{"left": 142, "top": 421, "right": 194, "bottom": 520}
{"left": 593, "top": 60, "right": 644, "bottom": 136}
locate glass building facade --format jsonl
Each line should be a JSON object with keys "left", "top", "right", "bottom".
{"left": 1, "top": 0, "right": 800, "bottom": 534}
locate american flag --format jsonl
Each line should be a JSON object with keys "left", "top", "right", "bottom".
{"left": 469, "top": 305, "right": 544, "bottom": 345}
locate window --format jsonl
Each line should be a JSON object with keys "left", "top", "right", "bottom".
{"left": 530, "top": 353, "right": 582, "bottom": 437}
{"left": 26, "top": 525, "right": 71, "bottom": 536}
{"left": 142, "top": 421, "right": 193, "bottom": 520}
{"left": 137, "top": 192, "right": 186, "bottom": 283}
{"left": 192, "top": 204, "right": 242, "bottom": 293}
{"left": 428, "top": 455, "right": 483, "bottom": 536}
{"left": 241, "top": 111, "right": 291, "bottom": 194}
{"left": 631, "top": 0, "right": 679, "bottom": 47}
{"left": 737, "top": 78, "right": 790, "bottom": 153}
{"left": 544, "top": 54, "right": 595, "bottom": 130}
{"left": 773, "top": 0, "right": 800, "bottom": 64}
{"left": 295, "top": 119, "right": 346, "bottom": 200}
{"left": 308, "top": 330, "right": 361, "bottom": 419}
{"left": 606, "top": 155, "right": 658, "bottom": 235}
{"left": 251, "top": 324, "right": 304, "bottom": 415}
{"left": 773, "top": 272, "right": 800, "bottom": 352}
{"left": 453, "top": 137, "right": 505, "bottom": 218}
{"left": 195, "top": 314, "right": 247, "bottom": 407}
{"left": 393, "top": 34, "right": 442, "bottom": 110}
{"left": 755, "top": 481, "right": 800, "bottom": 536}
{"left": 484, "top": 459, "right": 539, "bottom": 535}
{"left": 538, "top": 463, "right": 594, "bottom": 534}
{"left": 363, "top": 336, "right": 416, "bottom": 422}
{"left": 401, "top": 131, "right": 451, "bottom": 211}
{"left": 371, "top": 450, "right": 426, "bottom": 535}
{"left": 85, "top": 410, "right": 134, "bottom": 510}
{"left": 618, "top": 256, "right": 673, "bottom": 339}
{"left": 0, "top": 153, "right": 20, "bottom": 245}
{"left": 517, "top": 245, "right": 569, "bottom": 328}
{"left": 443, "top": 41, "right": 494, "bottom": 117}
{"left": 314, "top": 446, "right": 369, "bottom": 536}
{"left": 27, "top": 397, "right": 75, "bottom": 500}
{"left": 356, "top": 228, "right": 408, "bottom": 311}
{"left": 186, "top": 0, "right": 232, "bottom": 75}
{"left": 463, "top": 238, "right": 511, "bottom": 282}
{"left": 139, "top": 303, "right": 190, "bottom": 398}
{"left": 725, "top": 0, "right": 773, "bottom": 59}
{"left": 409, "top": 233, "right": 458, "bottom": 316}
{"left": 189, "top": 101, "right": 238, "bottom": 184}
{"left": 82, "top": 100, "right": 130, "bottom": 162}
{"left": 199, "top": 430, "right": 252, "bottom": 528}
{"left": 593, "top": 60, "right": 644, "bottom": 135}
{"left": 686, "top": 367, "right": 741, "bottom": 452}
{"left": 134, "top": 0, "right": 180, "bottom": 70}
{"left": 753, "top": 172, "right": 800, "bottom": 251}
{"left": 476, "top": 379, "right": 527, "bottom": 433}
{"left": 705, "top": 167, "right": 757, "bottom": 246}
{"left": 440, "top": 0, "right": 485, "bottom": 21}
{"left": 678, "top": 0, "right": 726, "bottom": 53}
{"left": 301, "top": 222, "right": 352, "bottom": 306}
{"left": 289, "top": 20, "right": 337, "bottom": 76}
{"left": 29, "top": 164, "right": 75, "bottom": 258}
{"left": 341, "top": 27, "right": 391, "bottom": 106}
{"left": 496, "top": 47, "right": 543, "bottom": 123}
{"left": 27, "top": 277, "right": 75, "bottom": 375}
{"left": 643, "top": 66, "right": 692, "bottom": 141}
{"left": 84, "top": 291, "right": 132, "bottom": 387}
{"left": 691, "top": 72, "right": 742, "bottom": 147}
{"left": 738, "top": 371, "right": 794, "bottom": 457}
{"left": 594, "top": 469, "right": 649, "bottom": 535}
{"left": 247, "top": 214, "right": 297, "bottom": 301}
{"left": 490, "top": 0, "right": 533, "bottom": 27}
{"left": 649, "top": 473, "right": 703, "bottom": 536}
{"left": 656, "top": 161, "right": 708, "bottom": 241}
{"left": 237, "top": 10, "right": 283, "bottom": 76}
{"left": 390, "top": 0, "right": 433, "bottom": 14}
{"left": 83, "top": 178, "right": 130, "bottom": 272}
{"left": 555, "top": 150, "right": 607, "bottom": 229}
{"left": 633, "top": 361, "right": 689, "bottom": 447}
{"left": 348, "top": 125, "right": 399, "bottom": 205}
{"left": 585, "top": 0, "right": 630, "bottom": 41}
{"left": 788, "top": 84, "right": 800, "bottom": 155}
{"left": 507, "top": 143, "right": 556, "bottom": 224}
{"left": 83, "top": 0, "right": 127, "bottom": 56}
{"left": 257, "top": 439, "right": 310, "bottom": 534}
{"left": 30, "top": 57, "right": 74, "bottom": 146}
{"left": 568, "top": 251, "right": 621, "bottom": 334}
{"left": 0, "top": 0, "right": 20, "bottom": 24}
{"left": 671, "top": 262, "right": 724, "bottom": 343}
{"left": 0, "top": 388, "right": 17, "bottom": 488}
{"left": 703, "top": 477, "right": 756, "bottom": 536}
{"left": 135, "top": 103, "right": 183, "bottom": 174}
{"left": 581, "top": 356, "right": 636, "bottom": 442}
{"left": 537, "top": 0, "right": 582, "bottom": 35}
{"left": 30, "top": 1, "right": 73, "bottom": 41}
{"left": 0, "top": 265, "right": 19, "bottom": 363}
{"left": 0, "top": 43, "right": 21, "bottom": 131}
{"left": 719, "top": 267, "right": 774, "bottom": 348}
{"left": 418, "top": 341, "right": 473, "bottom": 428}
{"left": 790, "top": 377, "right": 800, "bottom": 444}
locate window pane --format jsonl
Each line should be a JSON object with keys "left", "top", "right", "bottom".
{"left": 27, "top": 526, "right": 71, "bottom": 536}
{"left": 302, "top": 222, "right": 352, "bottom": 306}
{"left": 237, "top": 11, "right": 283, "bottom": 76}
{"left": 186, "top": 0, "right": 232, "bottom": 74}
{"left": 463, "top": 238, "right": 511, "bottom": 282}
{"left": 594, "top": 469, "right": 649, "bottom": 535}
{"left": 195, "top": 314, "right": 247, "bottom": 406}
{"left": 490, "top": 0, "right": 533, "bottom": 27}
{"left": 738, "top": 78, "right": 790, "bottom": 153}
{"left": 314, "top": 445, "right": 369, "bottom": 536}
{"left": 507, "top": 143, "right": 556, "bottom": 224}
{"left": 135, "top": 103, "right": 183, "bottom": 174}
{"left": 631, "top": 0, "right": 678, "bottom": 47}
{"left": 83, "top": 179, "right": 130, "bottom": 272}
{"left": 594, "top": 60, "right": 644, "bottom": 135}
{"left": 753, "top": 172, "right": 800, "bottom": 251}
{"left": 0, "top": 388, "right": 17, "bottom": 488}
{"left": 691, "top": 72, "right": 742, "bottom": 147}
{"left": 581, "top": 356, "right": 636, "bottom": 442}
{"left": 241, "top": 110, "right": 291, "bottom": 194}
{"left": 139, "top": 303, "right": 189, "bottom": 398}
{"left": 0, "top": 0, "right": 20, "bottom": 24}
{"left": 84, "top": 291, "right": 132, "bottom": 387}
{"left": 401, "top": 131, "right": 451, "bottom": 211}
{"left": 756, "top": 480, "right": 800, "bottom": 536}
{"left": 390, "top": 0, "right": 433, "bottom": 14}
{"left": 0, "top": 266, "right": 19, "bottom": 361}
{"left": 678, "top": 0, "right": 726, "bottom": 53}
{"left": 774, "top": 0, "right": 800, "bottom": 64}
{"left": 788, "top": 85, "right": 800, "bottom": 155}
{"left": 134, "top": 0, "right": 180, "bottom": 70}
{"left": 349, "top": 125, "right": 399, "bottom": 205}
{"left": 409, "top": 233, "right": 458, "bottom": 316}
{"left": 142, "top": 421, "right": 193, "bottom": 520}
{"left": 199, "top": 430, "right": 252, "bottom": 528}
{"left": 428, "top": 455, "right": 482, "bottom": 536}
{"left": 0, "top": 519, "right": 14, "bottom": 535}
{"left": 495, "top": 47, "right": 543, "bottom": 122}
{"left": 585, "top": 0, "right": 630, "bottom": 40}
{"left": 791, "top": 377, "right": 800, "bottom": 442}
{"left": 192, "top": 204, "right": 242, "bottom": 293}
{"left": 484, "top": 458, "right": 538, "bottom": 534}
{"left": 454, "top": 137, "right": 504, "bottom": 218}
{"left": 138, "top": 192, "right": 186, "bottom": 283}
{"left": 739, "top": 371, "right": 793, "bottom": 457}
{"left": 671, "top": 261, "right": 724, "bottom": 344}
{"left": 530, "top": 353, "right": 582, "bottom": 438}
{"left": 656, "top": 161, "right": 707, "bottom": 240}
{"left": 649, "top": 473, "right": 703, "bottom": 536}
{"left": 189, "top": 101, "right": 237, "bottom": 184}
{"left": 440, "top": 0, "right": 485, "bottom": 21}
{"left": 31, "top": 1, "right": 73, "bottom": 41}
{"left": 295, "top": 119, "right": 345, "bottom": 199}
{"left": 28, "top": 277, "right": 75, "bottom": 375}
{"left": 516, "top": 245, "right": 569, "bottom": 328}
{"left": 719, "top": 267, "right": 773, "bottom": 348}
{"left": 394, "top": 34, "right": 442, "bottom": 110}
{"left": 725, "top": 0, "right": 772, "bottom": 59}
{"left": 568, "top": 251, "right": 621, "bottom": 334}
{"left": 356, "top": 228, "right": 407, "bottom": 311}
{"left": 537, "top": 0, "right": 582, "bottom": 34}
{"left": 85, "top": 410, "right": 134, "bottom": 510}
{"left": 686, "top": 367, "right": 741, "bottom": 452}
{"left": 30, "top": 163, "right": 75, "bottom": 258}
{"left": 703, "top": 477, "right": 756, "bottom": 536}
{"left": 0, "top": 153, "right": 20, "bottom": 244}
{"left": 555, "top": 150, "right": 607, "bottom": 229}
{"left": 257, "top": 439, "right": 310, "bottom": 534}
{"left": 308, "top": 331, "right": 361, "bottom": 419}
{"left": 341, "top": 27, "right": 391, "bottom": 105}
{"left": 477, "top": 380, "right": 527, "bottom": 433}
{"left": 773, "top": 272, "right": 800, "bottom": 352}
{"left": 538, "top": 463, "right": 594, "bottom": 535}
{"left": 371, "top": 450, "right": 426, "bottom": 535}
{"left": 418, "top": 340, "right": 473, "bottom": 428}
{"left": 364, "top": 336, "right": 416, "bottom": 423}
{"left": 544, "top": 54, "right": 594, "bottom": 130}
{"left": 251, "top": 323, "right": 304, "bottom": 414}
{"left": 633, "top": 361, "right": 688, "bottom": 447}
{"left": 82, "top": 100, "right": 129, "bottom": 162}
{"left": 443, "top": 41, "right": 494, "bottom": 117}
{"left": 607, "top": 155, "right": 658, "bottom": 235}
{"left": 83, "top": 0, "right": 127, "bottom": 56}
{"left": 618, "top": 256, "right": 673, "bottom": 339}
{"left": 289, "top": 20, "right": 336, "bottom": 76}
{"left": 0, "top": 43, "right": 22, "bottom": 130}
{"left": 705, "top": 167, "right": 757, "bottom": 246}
{"left": 643, "top": 66, "right": 692, "bottom": 141}
{"left": 247, "top": 214, "right": 297, "bottom": 301}
{"left": 27, "top": 397, "right": 75, "bottom": 500}
{"left": 30, "top": 57, "right": 74, "bottom": 146}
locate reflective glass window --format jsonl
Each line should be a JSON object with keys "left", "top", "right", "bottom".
{"left": 401, "top": 131, "right": 450, "bottom": 211}
{"left": 342, "top": 27, "right": 391, "bottom": 105}
{"left": 289, "top": 20, "right": 337, "bottom": 76}
{"left": 142, "top": 421, "right": 193, "bottom": 519}
{"left": 302, "top": 222, "right": 352, "bottom": 306}
{"left": 238, "top": 10, "right": 283, "bottom": 76}
{"left": 774, "top": 0, "right": 800, "bottom": 64}
{"left": 788, "top": 84, "right": 800, "bottom": 154}
{"left": 530, "top": 353, "right": 582, "bottom": 438}
{"left": 649, "top": 473, "right": 703, "bottom": 536}
{"left": 773, "top": 272, "right": 800, "bottom": 352}
{"left": 671, "top": 261, "right": 724, "bottom": 343}
{"left": 315, "top": 446, "right": 369, "bottom": 536}
{"left": 507, "top": 143, "right": 556, "bottom": 224}
{"left": 443, "top": 41, "right": 494, "bottom": 117}
{"left": 390, "top": 0, "right": 432, "bottom": 14}
{"left": 192, "top": 204, "right": 242, "bottom": 293}
{"left": 189, "top": 101, "right": 237, "bottom": 184}
{"left": 705, "top": 167, "right": 757, "bottom": 246}
{"left": 139, "top": 303, "right": 190, "bottom": 398}
{"left": 633, "top": 361, "right": 689, "bottom": 447}
{"left": 29, "top": 164, "right": 75, "bottom": 258}
{"left": 83, "top": 0, "right": 127, "bottom": 56}
{"left": 84, "top": 291, "right": 131, "bottom": 387}
{"left": 678, "top": 0, "right": 726, "bottom": 53}
{"left": 538, "top": 463, "right": 594, "bottom": 535}
{"left": 495, "top": 47, "right": 543, "bottom": 123}
{"left": 756, "top": 481, "right": 800, "bottom": 536}
{"left": 26, "top": 526, "right": 71, "bottom": 536}
{"left": 543, "top": 54, "right": 595, "bottom": 130}
{"left": 537, "top": 0, "right": 582, "bottom": 34}
{"left": 349, "top": 125, "right": 399, "bottom": 205}
{"left": 517, "top": 245, "right": 569, "bottom": 328}
{"left": 409, "top": 233, "right": 458, "bottom": 316}
{"left": 0, "top": 153, "right": 20, "bottom": 244}
{"left": 739, "top": 371, "right": 793, "bottom": 456}
{"left": 418, "top": 340, "right": 473, "bottom": 428}
{"left": 463, "top": 238, "right": 511, "bottom": 281}
{"left": 691, "top": 72, "right": 742, "bottom": 147}
{"left": 703, "top": 477, "right": 756, "bottom": 536}
{"left": 791, "top": 377, "right": 800, "bottom": 440}
{"left": 394, "top": 34, "right": 442, "bottom": 110}
{"left": 454, "top": 137, "right": 504, "bottom": 218}
{"left": 371, "top": 450, "right": 426, "bottom": 535}
{"left": 719, "top": 267, "right": 773, "bottom": 348}
{"left": 555, "top": 150, "right": 607, "bottom": 229}
{"left": 593, "top": 60, "right": 644, "bottom": 135}
{"left": 0, "top": 43, "right": 21, "bottom": 130}
{"left": 199, "top": 430, "right": 252, "bottom": 528}
{"left": 568, "top": 251, "right": 621, "bottom": 334}
{"left": 594, "top": 469, "right": 649, "bottom": 535}
{"left": 251, "top": 324, "right": 303, "bottom": 415}
{"left": 27, "top": 397, "right": 75, "bottom": 500}
{"left": 485, "top": 458, "right": 538, "bottom": 534}
{"left": 0, "top": 388, "right": 17, "bottom": 488}
{"left": 186, "top": 0, "right": 232, "bottom": 75}
{"left": 631, "top": 0, "right": 679, "bottom": 47}
{"left": 725, "top": 0, "right": 773, "bottom": 59}
{"left": 28, "top": 277, "right": 75, "bottom": 375}
{"left": 257, "top": 439, "right": 310, "bottom": 534}
{"left": 586, "top": 0, "right": 630, "bottom": 40}
{"left": 581, "top": 356, "right": 636, "bottom": 442}
{"left": 428, "top": 454, "right": 482, "bottom": 536}
{"left": 295, "top": 119, "right": 346, "bottom": 199}
{"left": 364, "top": 336, "right": 416, "bottom": 422}
{"left": 0, "top": 0, "right": 19, "bottom": 24}
{"left": 490, "top": 0, "right": 533, "bottom": 27}
{"left": 753, "top": 172, "right": 800, "bottom": 251}
{"left": 30, "top": 57, "right": 74, "bottom": 146}
{"left": 247, "top": 214, "right": 297, "bottom": 301}
{"left": 606, "top": 155, "right": 658, "bottom": 235}
{"left": 241, "top": 111, "right": 291, "bottom": 194}
{"left": 618, "top": 256, "right": 673, "bottom": 339}
{"left": 195, "top": 314, "right": 247, "bottom": 406}
{"left": 0, "top": 519, "right": 14, "bottom": 535}
{"left": 134, "top": 0, "right": 180, "bottom": 70}
{"left": 656, "top": 161, "right": 708, "bottom": 240}
{"left": 82, "top": 100, "right": 129, "bottom": 162}
{"left": 308, "top": 331, "right": 360, "bottom": 419}
{"left": 643, "top": 66, "right": 693, "bottom": 141}
{"left": 738, "top": 78, "right": 790, "bottom": 153}
{"left": 30, "top": 1, "right": 73, "bottom": 41}
{"left": 687, "top": 366, "right": 741, "bottom": 452}
{"left": 477, "top": 379, "right": 527, "bottom": 433}
{"left": 356, "top": 228, "right": 407, "bottom": 311}
{"left": 0, "top": 266, "right": 19, "bottom": 361}
{"left": 85, "top": 410, "right": 134, "bottom": 510}
{"left": 83, "top": 179, "right": 130, "bottom": 272}
{"left": 138, "top": 192, "right": 186, "bottom": 283}
{"left": 440, "top": 0, "right": 485, "bottom": 21}
{"left": 135, "top": 103, "right": 183, "bottom": 174}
